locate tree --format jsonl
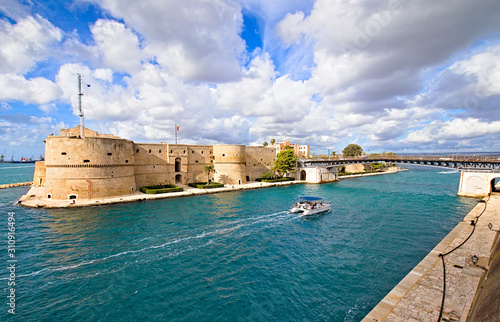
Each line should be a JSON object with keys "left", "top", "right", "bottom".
{"left": 342, "top": 144, "right": 363, "bottom": 156}
{"left": 271, "top": 138, "right": 275, "bottom": 145}
{"left": 271, "top": 148, "right": 297, "bottom": 178}
{"left": 263, "top": 141, "right": 268, "bottom": 147}
{"left": 203, "top": 165, "right": 215, "bottom": 183}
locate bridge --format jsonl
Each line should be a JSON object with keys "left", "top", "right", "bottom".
{"left": 296, "top": 155, "right": 500, "bottom": 197}
{"left": 298, "top": 155, "right": 500, "bottom": 170}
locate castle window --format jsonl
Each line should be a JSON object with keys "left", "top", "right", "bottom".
{"left": 183, "top": 150, "right": 186, "bottom": 154}
{"left": 125, "top": 160, "right": 129, "bottom": 163}
{"left": 195, "top": 160, "right": 198, "bottom": 163}
{"left": 149, "top": 149, "right": 152, "bottom": 153}
{"left": 192, "top": 151, "right": 194, "bottom": 154}
{"left": 61, "top": 152, "right": 67, "bottom": 155}
{"left": 222, "top": 154, "right": 225, "bottom": 157}
{"left": 68, "top": 194, "right": 77, "bottom": 200}
{"left": 83, "top": 160, "right": 90, "bottom": 163}
{"left": 107, "top": 153, "right": 112, "bottom": 156}
{"left": 159, "top": 150, "right": 162, "bottom": 153}
{"left": 47, "top": 194, "right": 52, "bottom": 199}
{"left": 201, "top": 151, "right": 204, "bottom": 154}
{"left": 136, "top": 149, "right": 139, "bottom": 153}
{"left": 170, "top": 150, "right": 173, "bottom": 153}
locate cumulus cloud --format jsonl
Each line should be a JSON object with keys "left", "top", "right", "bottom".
{"left": 0, "top": 15, "right": 63, "bottom": 74}
{"left": 99, "top": 0, "right": 246, "bottom": 82}
{"left": 0, "top": 74, "right": 62, "bottom": 104}
{"left": 90, "top": 19, "right": 144, "bottom": 73}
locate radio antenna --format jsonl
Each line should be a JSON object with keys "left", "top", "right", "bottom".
{"left": 77, "top": 73, "right": 84, "bottom": 138}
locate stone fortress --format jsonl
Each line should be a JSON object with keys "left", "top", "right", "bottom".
{"left": 32, "top": 126, "right": 280, "bottom": 201}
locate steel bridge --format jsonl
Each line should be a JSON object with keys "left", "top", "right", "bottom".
{"left": 298, "top": 155, "right": 500, "bottom": 171}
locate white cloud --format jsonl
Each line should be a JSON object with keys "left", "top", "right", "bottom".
{"left": 90, "top": 19, "right": 144, "bottom": 73}
{"left": 0, "top": 15, "right": 63, "bottom": 74}
{"left": 99, "top": 0, "right": 246, "bottom": 82}
{"left": 0, "top": 74, "right": 62, "bottom": 104}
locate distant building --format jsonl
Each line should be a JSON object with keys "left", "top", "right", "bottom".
{"left": 271, "top": 140, "right": 310, "bottom": 158}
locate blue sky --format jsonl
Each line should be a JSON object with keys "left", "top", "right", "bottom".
{"left": 1, "top": 0, "right": 500, "bottom": 160}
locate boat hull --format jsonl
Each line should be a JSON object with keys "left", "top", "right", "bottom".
{"left": 302, "top": 204, "right": 331, "bottom": 216}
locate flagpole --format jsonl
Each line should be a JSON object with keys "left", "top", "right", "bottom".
{"left": 175, "top": 123, "right": 177, "bottom": 144}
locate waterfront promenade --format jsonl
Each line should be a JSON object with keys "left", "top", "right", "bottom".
{"left": 363, "top": 194, "right": 500, "bottom": 321}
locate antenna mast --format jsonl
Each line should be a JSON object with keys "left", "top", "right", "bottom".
{"left": 78, "top": 73, "right": 84, "bottom": 138}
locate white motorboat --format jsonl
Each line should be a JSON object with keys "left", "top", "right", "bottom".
{"left": 290, "top": 196, "right": 331, "bottom": 216}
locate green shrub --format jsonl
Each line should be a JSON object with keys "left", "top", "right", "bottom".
{"left": 261, "top": 177, "right": 294, "bottom": 183}
{"left": 188, "top": 182, "right": 224, "bottom": 189}
{"left": 261, "top": 172, "right": 273, "bottom": 179}
{"left": 140, "top": 184, "right": 183, "bottom": 194}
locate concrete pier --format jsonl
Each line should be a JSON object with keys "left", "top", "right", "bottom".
{"left": 0, "top": 182, "right": 32, "bottom": 189}
{"left": 363, "top": 194, "right": 500, "bottom": 321}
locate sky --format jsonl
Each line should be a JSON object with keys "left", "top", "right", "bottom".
{"left": 1, "top": 0, "right": 500, "bottom": 160}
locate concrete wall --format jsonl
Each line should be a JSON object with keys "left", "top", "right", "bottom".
{"left": 458, "top": 171, "right": 500, "bottom": 197}
{"left": 297, "top": 167, "right": 338, "bottom": 183}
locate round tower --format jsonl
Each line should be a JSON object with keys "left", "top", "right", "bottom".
{"left": 213, "top": 145, "right": 246, "bottom": 185}
{"left": 44, "top": 136, "right": 136, "bottom": 200}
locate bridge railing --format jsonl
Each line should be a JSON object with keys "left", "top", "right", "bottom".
{"left": 302, "top": 155, "right": 500, "bottom": 163}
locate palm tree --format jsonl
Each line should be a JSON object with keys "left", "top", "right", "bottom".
{"left": 203, "top": 165, "right": 215, "bottom": 183}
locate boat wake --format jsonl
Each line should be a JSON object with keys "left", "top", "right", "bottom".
{"left": 6, "top": 211, "right": 295, "bottom": 280}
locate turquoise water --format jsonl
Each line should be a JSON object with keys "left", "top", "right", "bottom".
{"left": 0, "top": 163, "right": 35, "bottom": 185}
{"left": 0, "top": 165, "right": 477, "bottom": 321}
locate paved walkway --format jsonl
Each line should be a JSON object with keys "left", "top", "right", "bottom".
{"left": 363, "top": 194, "right": 500, "bottom": 321}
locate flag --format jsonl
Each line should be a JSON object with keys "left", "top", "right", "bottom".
{"left": 176, "top": 125, "right": 179, "bottom": 131}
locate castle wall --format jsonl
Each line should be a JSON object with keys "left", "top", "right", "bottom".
{"left": 245, "top": 146, "right": 276, "bottom": 181}
{"left": 133, "top": 143, "right": 169, "bottom": 188}
{"left": 185, "top": 145, "right": 214, "bottom": 183}
{"left": 44, "top": 136, "right": 136, "bottom": 200}
{"left": 33, "top": 161, "right": 46, "bottom": 187}
{"left": 213, "top": 145, "right": 246, "bottom": 185}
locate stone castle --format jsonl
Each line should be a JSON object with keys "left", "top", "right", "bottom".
{"left": 33, "top": 126, "right": 278, "bottom": 200}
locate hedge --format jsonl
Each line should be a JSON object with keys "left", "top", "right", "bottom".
{"left": 261, "top": 177, "right": 295, "bottom": 183}
{"left": 188, "top": 182, "right": 225, "bottom": 189}
{"left": 140, "top": 184, "right": 183, "bottom": 194}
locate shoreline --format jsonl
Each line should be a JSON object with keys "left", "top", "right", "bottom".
{"left": 17, "top": 169, "right": 406, "bottom": 209}
{"left": 363, "top": 194, "right": 500, "bottom": 321}
{"left": 18, "top": 180, "right": 302, "bottom": 209}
